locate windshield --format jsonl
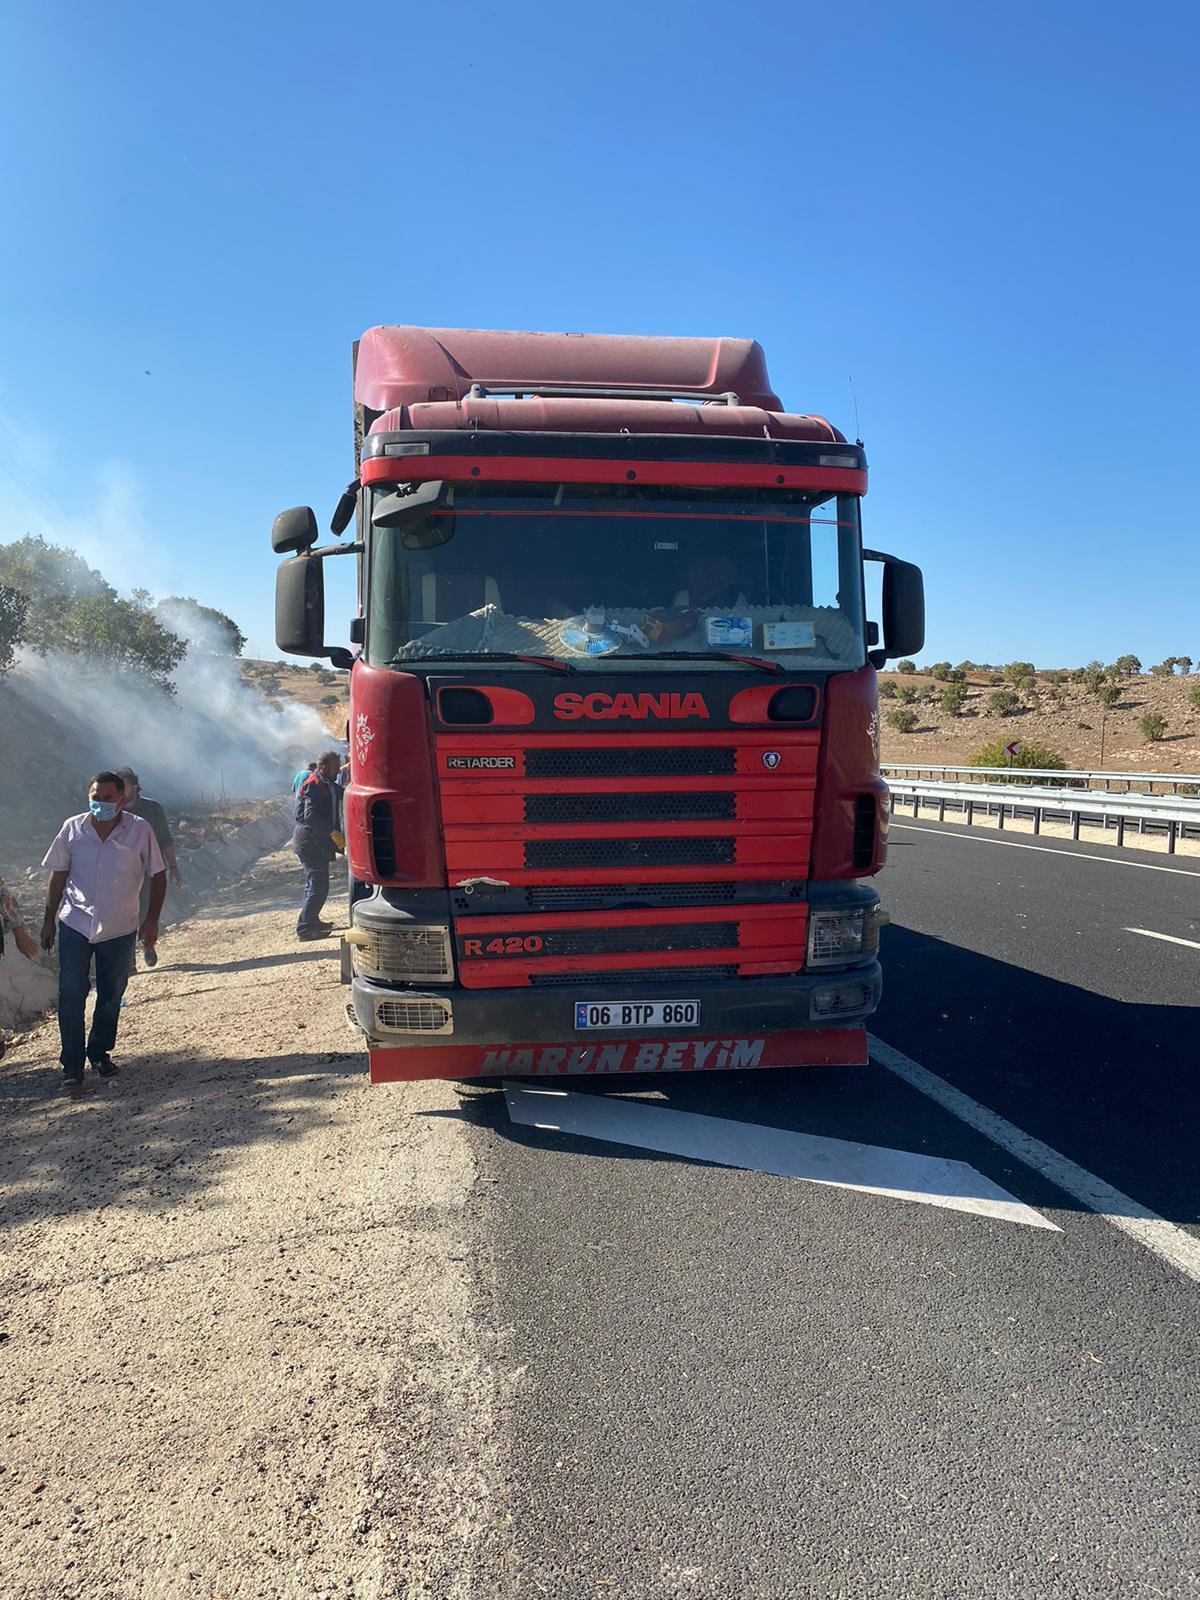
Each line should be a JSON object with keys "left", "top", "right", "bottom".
{"left": 367, "top": 482, "right": 865, "bottom": 671}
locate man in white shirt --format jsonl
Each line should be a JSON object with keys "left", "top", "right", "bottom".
{"left": 41, "top": 771, "right": 166, "bottom": 1085}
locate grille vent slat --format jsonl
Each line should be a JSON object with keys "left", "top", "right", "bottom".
{"left": 370, "top": 800, "right": 397, "bottom": 877}
{"left": 853, "top": 793, "right": 877, "bottom": 869}
{"left": 526, "top": 747, "right": 737, "bottom": 779}
{"left": 525, "top": 837, "right": 735, "bottom": 869}
{"left": 524, "top": 792, "right": 735, "bottom": 825}
{"left": 529, "top": 964, "right": 739, "bottom": 988}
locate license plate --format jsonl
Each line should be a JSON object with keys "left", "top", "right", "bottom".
{"left": 574, "top": 999, "right": 700, "bottom": 1030}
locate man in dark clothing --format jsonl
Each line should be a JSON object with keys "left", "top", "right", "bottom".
{"left": 293, "top": 751, "right": 342, "bottom": 940}
{"left": 115, "top": 768, "right": 181, "bottom": 972}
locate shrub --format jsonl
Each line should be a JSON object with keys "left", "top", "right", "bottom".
{"left": 940, "top": 683, "right": 968, "bottom": 716}
{"left": 927, "top": 661, "right": 952, "bottom": 681}
{"left": 987, "top": 673, "right": 1004, "bottom": 687}
{"left": 969, "top": 739, "right": 1066, "bottom": 781}
{"left": 955, "top": 660, "right": 975, "bottom": 675}
{"left": 895, "top": 659, "right": 916, "bottom": 674}
{"left": 886, "top": 707, "right": 919, "bottom": 733}
{"left": 878, "top": 680, "right": 898, "bottom": 698}
{"left": 895, "top": 685, "right": 918, "bottom": 704}
{"left": 1079, "top": 666, "right": 1106, "bottom": 692}
{"left": 1140, "top": 713, "right": 1168, "bottom": 742}
{"left": 987, "top": 689, "right": 1021, "bottom": 716}
{"left": 1042, "top": 669, "right": 1068, "bottom": 687}
{"left": 1150, "top": 663, "right": 1173, "bottom": 677}
{"left": 320, "top": 693, "right": 341, "bottom": 706}
{"left": 1004, "top": 661, "right": 1036, "bottom": 686}
{"left": 1095, "top": 684, "right": 1122, "bottom": 709}
{"left": 1189, "top": 683, "right": 1200, "bottom": 710}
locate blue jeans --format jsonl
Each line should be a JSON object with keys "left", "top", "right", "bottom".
{"left": 57, "top": 922, "right": 136, "bottom": 1075}
{"left": 297, "top": 861, "right": 330, "bottom": 934}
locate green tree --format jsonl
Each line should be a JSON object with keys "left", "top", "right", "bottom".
{"left": 940, "top": 682, "right": 967, "bottom": 716}
{"left": 969, "top": 740, "right": 1066, "bottom": 781}
{"left": 927, "top": 661, "right": 952, "bottom": 681}
{"left": 1139, "top": 713, "right": 1168, "bottom": 742}
{"left": 987, "top": 689, "right": 1021, "bottom": 716}
{"left": 1111, "top": 654, "right": 1141, "bottom": 676}
{"left": 886, "top": 707, "right": 919, "bottom": 733}
{"left": 1177, "top": 656, "right": 1193, "bottom": 674}
{"left": 0, "top": 582, "right": 29, "bottom": 675}
{"left": 1095, "top": 684, "right": 1122, "bottom": 709}
{"left": 1149, "top": 663, "right": 1173, "bottom": 677}
{"left": 1004, "top": 661, "right": 1036, "bottom": 687}
{"left": 155, "top": 595, "right": 247, "bottom": 655}
{"left": 1079, "top": 665, "right": 1107, "bottom": 692}
{"left": 895, "top": 659, "right": 916, "bottom": 674}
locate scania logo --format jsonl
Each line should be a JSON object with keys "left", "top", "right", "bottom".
{"left": 553, "top": 691, "right": 710, "bottom": 721}
{"left": 762, "top": 751, "right": 782, "bottom": 770}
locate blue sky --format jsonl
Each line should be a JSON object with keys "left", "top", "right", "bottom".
{"left": 0, "top": 0, "right": 1195, "bottom": 665}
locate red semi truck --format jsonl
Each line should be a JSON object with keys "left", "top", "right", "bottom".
{"left": 272, "top": 326, "right": 923, "bottom": 1084}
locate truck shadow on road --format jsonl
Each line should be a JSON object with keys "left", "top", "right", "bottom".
{"left": 434, "top": 923, "right": 1199, "bottom": 1225}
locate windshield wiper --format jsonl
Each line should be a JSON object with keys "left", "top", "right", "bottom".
{"left": 391, "top": 650, "right": 577, "bottom": 673}
{"left": 637, "top": 651, "right": 784, "bottom": 675}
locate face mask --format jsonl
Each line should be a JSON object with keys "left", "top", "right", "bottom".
{"left": 89, "top": 799, "right": 119, "bottom": 822}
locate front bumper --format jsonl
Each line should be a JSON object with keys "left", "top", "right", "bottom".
{"left": 350, "top": 963, "right": 881, "bottom": 1050}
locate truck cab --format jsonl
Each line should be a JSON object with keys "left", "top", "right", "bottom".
{"left": 273, "top": 326, "right": 923, "bottom": 1082}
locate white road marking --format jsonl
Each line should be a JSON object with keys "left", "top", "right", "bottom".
{"left": 892, "top": 821, "right": 1200, "bottom": 878}
{"left": 869, "top": 1035, "right": 1200, "bottom": 1286}
{"left": 1124, "top": 926, "right": 1200, "bottom": 951}
{"left": 503, "top": 1081, "right": 1058, "bottom": 1230}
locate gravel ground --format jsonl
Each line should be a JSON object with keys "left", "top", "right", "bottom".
{"left": 0, "top": 851, "right": 497, "bottom": 1600}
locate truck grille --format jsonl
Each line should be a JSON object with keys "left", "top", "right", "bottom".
{"left": 437, "top": 726, "right": 818, "bottom": 983}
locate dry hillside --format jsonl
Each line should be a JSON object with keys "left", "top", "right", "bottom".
{"left": 240, "top": 658, "right": 350, "bottom": 736}
{"left": 878, "top": 669, "right": 1200, "bottom": 773}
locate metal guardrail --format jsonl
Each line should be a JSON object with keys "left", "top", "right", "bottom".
{"left": 886, "top": 776, "right": 1200, "bottom": 852}
{"left": 883, "top": 763, "right": 1200, "bottom": 796}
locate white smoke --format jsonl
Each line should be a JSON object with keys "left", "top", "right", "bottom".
{"left": 12, "top": 645, "right": 331, "bottom": 803}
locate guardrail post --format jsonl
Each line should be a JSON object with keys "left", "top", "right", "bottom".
{"left": 966, "top": 799, "right": 974, "bottom": 827}
{"left": 1034, "top": 806, "right": 1042, "bottom": 836}
{"left": 938, "top": 796, "right": 946, "bottom": 822}
{"left": 1168, "top": 820, "right": 1178, "bottom": 855}
{"left": 997, "top": 803, "right": 1005, "bottom": 831}
{"left": 1116, "top": 816, "right": 1125, "bottom": 847}
{"left": 1072, "top": 809, "right": 1081, "bottom": 841}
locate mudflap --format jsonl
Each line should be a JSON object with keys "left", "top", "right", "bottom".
{"left": 368, "top": 1027, "right": 868, "bottom": 1084}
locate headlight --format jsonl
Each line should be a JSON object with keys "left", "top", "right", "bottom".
{"left": 351, "top": 923, "right": 454, "bottom": 983}
{"left": 806, "top": 905, "right": 880, "bottom": 969}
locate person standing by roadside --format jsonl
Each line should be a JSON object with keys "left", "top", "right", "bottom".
{"left": 293, "top": 751, "right": 341, "bottom": 941}
{"left": 114, "top": 768, "right": 182, "bottom": 971}
{"left": 41, "top": 772, "right": 166, "bottom": 1085}
{"left": 293, "top": 760, "right": 317, "bottom": 795}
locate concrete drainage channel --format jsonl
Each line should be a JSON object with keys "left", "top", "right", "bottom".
{"left": 0, "top": 796, "right": 295, "bottom": 1042}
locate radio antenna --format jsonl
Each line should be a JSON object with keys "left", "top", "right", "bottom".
{"left": 848, "top": 375, "right": 862, "bottom": 445}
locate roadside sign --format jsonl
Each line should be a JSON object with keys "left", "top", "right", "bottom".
{"left": 1004, "top": 741, "right": 1022, "bottom": 758}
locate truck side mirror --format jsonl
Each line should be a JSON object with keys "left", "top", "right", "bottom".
{"left": 276, "top": 556, "right": 325, "bottom": 655}
{"left": 863, "top": 549, "right": 925, "bottom": 666}
{"left": 272, "top": 506, "right": 319, "bottom": 555}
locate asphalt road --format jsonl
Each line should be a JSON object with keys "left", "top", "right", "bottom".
{"left": 446, "top": 822, "right": 1200, "bottom": 1598}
